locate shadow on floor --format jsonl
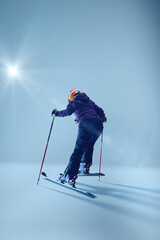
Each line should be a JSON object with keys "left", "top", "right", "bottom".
{"left": 39, "top": 178, "right": 160, "bottom": 226}
{"left": 101, "top": 182, "right": 160, "bottom": 194}
{"left": 77, "top": 181, "right": 160, "bottom": 210}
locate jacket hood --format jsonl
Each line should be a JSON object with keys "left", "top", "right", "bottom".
{"left": 74, "top": 92, "right": 89, "bottom": 104}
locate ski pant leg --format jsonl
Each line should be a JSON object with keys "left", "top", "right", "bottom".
{"left": 81, "top": 145, "right": 94, "bottom": 165}
{"left": 64, "top": 124, "right": 89, "bottom": 178}
{"left": 81, "top": 119, "right": 103, "bottom": 165}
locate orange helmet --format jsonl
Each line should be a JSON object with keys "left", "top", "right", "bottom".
{"left": 68, "top": 88, "right": 79, "bottom": 101}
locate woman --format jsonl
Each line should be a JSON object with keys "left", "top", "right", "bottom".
{"left": 51, "top": 88, "right": 106, "bottom": 186}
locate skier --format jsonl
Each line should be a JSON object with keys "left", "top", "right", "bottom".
{"left": 51, "top": 88, "right": 106, "bottom": 186}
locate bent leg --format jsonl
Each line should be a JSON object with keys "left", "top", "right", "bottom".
{"left": 64, "top": 126, "right": 89, "bottom": 178}
{"left": 80, "top": 119, "right": 103, "bottom": 166}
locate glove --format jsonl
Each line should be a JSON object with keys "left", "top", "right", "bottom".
{"left": 51, "top": 109, "right": 59, "bottom": 116}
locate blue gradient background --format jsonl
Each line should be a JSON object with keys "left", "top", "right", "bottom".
{"left": 0, "top": 0, "right": 160, "bottom": 167}
{"left": 1, "top": 1, "right": 160, "bottom": 240}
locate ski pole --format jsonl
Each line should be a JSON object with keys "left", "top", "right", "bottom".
{"left": 98, "top": 130, "right": 103, "bottom": 181}
{"left": 37, "top": 115, "right": 56, "bottom": 185}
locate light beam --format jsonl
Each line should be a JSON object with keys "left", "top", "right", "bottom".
{"left": 8, "top": 66, "right": 19, "bottom": 78}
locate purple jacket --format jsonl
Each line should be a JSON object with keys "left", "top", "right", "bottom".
{"left": 57, "top": 93, "right": 106, "bottom": 124}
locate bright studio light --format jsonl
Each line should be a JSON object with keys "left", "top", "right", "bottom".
{"left": 8, "top": 66, "right": 19, "bottom": 77}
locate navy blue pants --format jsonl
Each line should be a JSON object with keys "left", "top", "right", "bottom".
{"left": 65, "top": 118, "right": 103, "bottom": 178}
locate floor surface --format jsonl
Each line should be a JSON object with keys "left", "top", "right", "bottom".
{"left": 1, "top": 163, "right": 160, "bottom": 240}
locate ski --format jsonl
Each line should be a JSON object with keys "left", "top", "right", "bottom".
{"left": 78, "top": 172, "right": 105, "bottom": 177}
{"left": 42, "top": 176, "right": 96, "bottom": 198}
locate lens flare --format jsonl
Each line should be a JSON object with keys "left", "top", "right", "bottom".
{"left": 8, "top": 66, "right": 19, "bottom": 77}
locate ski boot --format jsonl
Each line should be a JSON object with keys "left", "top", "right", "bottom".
{"left": 68, "top": 175, "right": 78, "bottom": 188}
{"left": 58, "top": 173, "right": 78, "bottom": 188}
{"left": 78, "top": 163, "right": 92, "bottom": 174}
{"left": 58, "top": 173, "right": 67, "bottom": 183}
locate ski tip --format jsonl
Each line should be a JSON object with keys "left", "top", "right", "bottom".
{"left": 37, "top": 179, "right": 40, "bottom": 185}
{"left": 41, "top": 172, "right": 47, "bottom": 177}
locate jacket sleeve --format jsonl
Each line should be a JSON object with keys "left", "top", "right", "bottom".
{"left": 91, "top": 100, "right": 106, "bottom": 122}
{"left": 57, "top": 102, "right": 76, "bottom": 117}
